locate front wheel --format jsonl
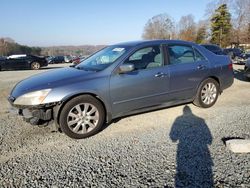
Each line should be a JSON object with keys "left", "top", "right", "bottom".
{"left": 59, "top": 95, "right": 105, "bottom": 139}
{"left": 31, "top": 62, "right": 41, "bottom": 70}
{"left": 193, "top": 78, "right": 219, "bottom": 108}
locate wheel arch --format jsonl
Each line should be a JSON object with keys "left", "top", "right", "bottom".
{"left": 198, "top": 76, "right": 221, "bottom": 92}
{"left": 54, "top": 92, "right": 111, "bottom": 127}
{"left": 30, "top": 61, "right": 41, "bottom": 69}
{"left": 194, "top": 76, "right": 221, "bottom": 101}
{"left": 193, "top": 76, "right": 220, "bottom": 108}
{"left": 207, "top": 76, "right": 221, "bottom": 93}
{"left": 208, "top": 76, "right": 220, "bottom": 85}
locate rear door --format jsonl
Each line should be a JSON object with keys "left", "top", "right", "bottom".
{"left": 110, "top": 44, "right": 170, "bottom": 116}
{"left": 166, "top": 44, "right": 210, "bottom": 101}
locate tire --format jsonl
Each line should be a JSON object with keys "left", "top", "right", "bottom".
{"left": 31, "top": 62, "right": 41, "bottom": 70}
{"left": 193, "top": 78, "right": 219, "bottom": 108}
{"left": 59, "top": 95, "right": 105, "bottom": 139}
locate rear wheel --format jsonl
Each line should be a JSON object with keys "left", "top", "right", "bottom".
{"left": 31, "top": 62, "right": 41, "bottom": 70}
{"left": 193, "top": 78, "right": 219, "bottom": 108}
{"left": 59, "top": 95, "right": 105, "bottom": 139}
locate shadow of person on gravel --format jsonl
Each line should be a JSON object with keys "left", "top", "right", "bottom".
{"left": 170, "top": 106, "right": 214, "bottom": 188}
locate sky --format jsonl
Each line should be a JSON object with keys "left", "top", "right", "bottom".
{"left": 0, "top": 0, "right": 210, "bottom": 46}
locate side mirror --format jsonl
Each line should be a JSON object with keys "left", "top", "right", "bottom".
{"left": 118, "top": 64, "right": 135, "bottom": 74}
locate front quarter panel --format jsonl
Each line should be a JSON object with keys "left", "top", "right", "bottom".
{"left": 42, "top": 75, "right": 112, "bottom": 114}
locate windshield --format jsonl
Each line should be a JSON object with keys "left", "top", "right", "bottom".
{"left": 76, "top": 46, "right": 128, "bottom": 71}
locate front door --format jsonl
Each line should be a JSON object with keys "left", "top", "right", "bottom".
{"left": 109, "top": 45, "right": 170, "bottom": 116}
{"left": 4, "top": 58, "right": 26, "bottom": 70}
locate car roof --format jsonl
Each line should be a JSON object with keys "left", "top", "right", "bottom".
{"left": 113, "top": 40, "right": 197, "bottom": 47}
{"left": 8, "top": 54, "right": 27, "bottom": 59}
{"left": 200, "top": 44, "right": 220, "bottom": 47}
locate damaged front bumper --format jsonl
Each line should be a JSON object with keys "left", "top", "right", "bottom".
{"left": 8, "top": 100, "right": 58, "bottom": 126}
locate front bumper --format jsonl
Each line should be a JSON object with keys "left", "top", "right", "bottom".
{"left": 9, "top": 105, "right": 53, "bottom": 126}
{"left": 8, "top": 94, "right": 56, "bottom": 126}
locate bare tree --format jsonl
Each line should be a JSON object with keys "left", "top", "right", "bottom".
{"left": 142, "top": 14, "right": 174, "bottom": 40}
{"left": 177, "top": 14, "right": 197, "bottom": 42}
{"left": 196, "top": 20, "right": 209, "bottom": 44}
{"left": 231, "top": 0, "right": 250, "bottom": 44}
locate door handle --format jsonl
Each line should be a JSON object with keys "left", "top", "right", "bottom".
{"left": 197, "top": 65, "right": 206, "bottom": 70}
{"left": 155, "top": 72, "right": 167, "bottom": 78}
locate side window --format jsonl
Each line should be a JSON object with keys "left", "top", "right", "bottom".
{"left": 194, "top": 49, "right": 206, "bottom": 61}
{"left": 168, "top": 45, "right": 195, "bottom": 64}
{"left": 124, "top": 45, "right": 163, "bottom": 70}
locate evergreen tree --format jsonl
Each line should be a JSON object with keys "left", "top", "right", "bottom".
{"left": 210, "top": 4, "right": 232, "bottom": 47}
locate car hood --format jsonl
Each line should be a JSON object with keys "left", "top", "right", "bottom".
{"left": 11, "top": 67, "right": 94, "bottom": 98}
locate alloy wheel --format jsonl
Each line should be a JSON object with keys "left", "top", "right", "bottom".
{"left": 31, "top": 62, "right": 40, "bottom": 70}
{"left": 201, "top": 83, "right": 217, "bottom": 105}
{"left": 67, "top": 103, "right": 99, "bottom": 134}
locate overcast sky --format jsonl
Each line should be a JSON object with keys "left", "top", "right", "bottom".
{"left": 0, "top": 0, "right": 209, "bottom": 46}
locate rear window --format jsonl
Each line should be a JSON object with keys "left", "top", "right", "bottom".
{"left": 194, "top": 49, "right": 206, "bottom": 61}
{"left": 168, "top": 45, "right": 195, "bottom": 64}
{"left": 202, "top": 45, "right": 221, "bottom": 51}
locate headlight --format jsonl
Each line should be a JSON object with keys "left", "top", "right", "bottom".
{"left": 14, "top": 89, "right": 51, "bottom": 105}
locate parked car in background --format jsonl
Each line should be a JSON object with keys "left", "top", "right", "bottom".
{"left": 0, "top": 54, "right": 48, "bottom": 70}
{"left": 244, "top": 52, "right": 250, "bottom": 59}
{"left": 8, "top": 40, "right": 234, "bottom": 139}
{"left": 72, "top": 56, "right": 87, "bottom": 65}
{"left": 200, "top": 44, "right": 225, "bottom": 55}
{"left": 64, "top": 55, "right": 73, "bottom": 63}
{"left": 223, "top": 48, "right": 243, "bottom": 59}
{"left": 71, "top": 56, "right": 80, "bottom": 65}
{"left": 0, "top": 56, "right": 6, "bottom": 60}
{"left": 46, "top": 56, "right": 54, "bottom": 63}
{"left": 48, "top": 56, "right": 65, "bottom": 64}
{"left": 244, "top": 58, "right": 250, "bottom": 81}
{"left": 224, "top": 48, "right": 250, "bottom": 64}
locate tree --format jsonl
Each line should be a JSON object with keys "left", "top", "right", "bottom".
{"left": 0, "top": 37, "right": 42, "bottom": 56}
{"left": 210, "top": 4, "right": 232, "bottom": 47}
{"left": 240, "top": 23, "right": 250, "bottom": 44}
{"left": 142, "top": 14, "right": 174, "bottom": 40}
{"left": 178, "top": 14, "right": 197, "bottom": 42}
{"left": 231, "top": 0, "right": 250, "bottom": 44}
{"left": 196, "top": 25, "right": 207, "bottom": 44}
{"left": 205, "top": 0, "right": 230, "bottom": 17}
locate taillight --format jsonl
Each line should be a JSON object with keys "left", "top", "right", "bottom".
{"left": 228, "top": 62, "right": 233, "bottom": 70}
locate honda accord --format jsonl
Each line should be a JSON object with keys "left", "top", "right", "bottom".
{"left": 8, "top": 40, "right": 234, "bottom": 139}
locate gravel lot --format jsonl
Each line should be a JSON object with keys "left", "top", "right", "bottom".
{"left": 0, "top": 64, "right": 249, "bottom": 187}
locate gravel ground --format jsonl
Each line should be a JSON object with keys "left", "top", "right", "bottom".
{"left": 0, "top": 64, "right": 249, "bottom": 187}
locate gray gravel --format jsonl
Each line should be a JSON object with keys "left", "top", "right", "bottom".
{"left": 0, "top": 64, "right": 250, "bottom": 187}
